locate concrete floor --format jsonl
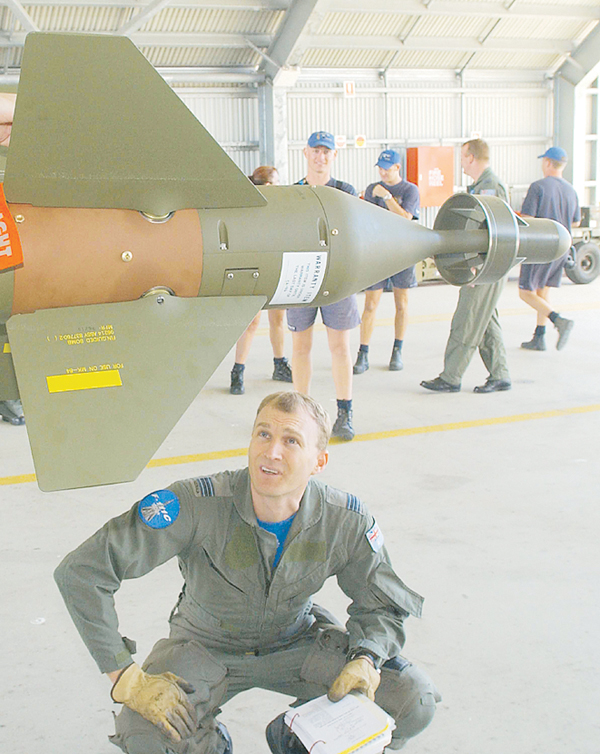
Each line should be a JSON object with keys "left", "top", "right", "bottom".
{"left": 2, "top": 274, "right": 599, "bottom": 754}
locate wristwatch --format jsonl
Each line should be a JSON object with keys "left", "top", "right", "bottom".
{"left": 382, "top": 192, "right": 393, "bottom": 202}
{"left": 347, "top": 648, "right": 383, "bottom": 670}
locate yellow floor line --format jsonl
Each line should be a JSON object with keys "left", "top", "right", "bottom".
{"left": 3, "top": 403, "right": 599, "bottom": 487}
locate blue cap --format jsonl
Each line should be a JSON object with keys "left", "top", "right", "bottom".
{"left": 307, "top": 131, "right": 335, "bottom": 150}
{"left": 539, "top": 146, "right": 567, "bottom": 162}
{"left": 376, "top": 149, "right": 401, "bottom": 168}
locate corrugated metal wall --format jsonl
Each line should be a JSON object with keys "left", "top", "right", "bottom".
{"left": 178, "top": 70, "right": 553, "bottom": 215}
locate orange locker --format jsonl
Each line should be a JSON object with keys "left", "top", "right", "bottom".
{"left": 406, "top": 146, "right": 455, "bottom": 207}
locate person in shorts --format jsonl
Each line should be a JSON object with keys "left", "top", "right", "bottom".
{"left": 288, "top": 131, "right": 360, "bottom": 441}
{"left": 353, "top": 150, "right": 420, "bottom": 375}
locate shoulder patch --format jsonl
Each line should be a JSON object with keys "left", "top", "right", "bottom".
{"left": 138, "top": 490, "right": 180, "bottom": 529}
{"left": 366, "top": 520, "right": 384, "bottom": 552}
{"left": 479, "top": 188, "right": 497, "bottom": 195}
{"left": 346, "top": 493, "right": 366, "bottom": 515}
{"left": 193, "top": 476, "right": 215, "bottom": 497}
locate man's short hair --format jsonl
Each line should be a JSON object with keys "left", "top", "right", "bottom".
{"left": 255, "top": 392, "right": 332, "bottom": 451}
{"left": 463, "top": 138, "right": 489, "bottom": 162}
{"left": 250, "top": 166, "right": 279, "bottom": 185}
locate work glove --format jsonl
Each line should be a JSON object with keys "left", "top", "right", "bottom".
{"left": 111, "top": 662, "right": 197, "bottom": 742}
{"left": 328, "top": 657, "right": 381, "bottom": 702}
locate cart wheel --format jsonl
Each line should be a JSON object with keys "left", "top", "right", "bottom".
{"left": 565, "top": 241, "right": 600, "bottom": 284}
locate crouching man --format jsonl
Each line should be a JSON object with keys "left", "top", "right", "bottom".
{"left": 54, "top": 391, "right": 440, "bottom": 753}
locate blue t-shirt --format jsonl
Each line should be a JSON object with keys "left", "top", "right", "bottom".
{"left": 364, "top": 179, "right": 420, "bottom": 219}
{"left": 521, "top": 176, "right": 580, "bottom": 230}
{"left": 257, "top": 513, "right": 296, "bottom": 568}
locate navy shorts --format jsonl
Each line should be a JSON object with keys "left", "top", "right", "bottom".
{"left": 366, "top": 266, "right": 417, "bottom": 291}
{"left": 519, "top": 254, "right": 567, "bottom": 291}
{"left": 286, "top": 294, "right": 361, "bottom": 332}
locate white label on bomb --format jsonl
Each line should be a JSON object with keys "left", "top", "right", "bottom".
{"left": 270, "top": 252, "right": 328, "bottom": 306}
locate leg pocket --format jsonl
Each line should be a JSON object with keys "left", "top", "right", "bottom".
{"left": 299, "top": 625, "right": 348, "bottom": 688}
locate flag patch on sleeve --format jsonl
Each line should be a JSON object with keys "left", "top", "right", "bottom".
{"left": 366, "top": 521, "right": 384, "bottom": 552}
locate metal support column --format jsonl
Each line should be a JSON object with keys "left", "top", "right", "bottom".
{"left": 258, "top": 81, "right": 289, "bottom": 183}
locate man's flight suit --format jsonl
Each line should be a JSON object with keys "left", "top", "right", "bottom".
{"left": 440, "top": 167, "right": 511, "bottom": 386}
{"left": 55, "top": 469, "right": 439, "bottom": 753}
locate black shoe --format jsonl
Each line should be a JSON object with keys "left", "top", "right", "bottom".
{"left": 272, "top": 358, "right": 293, "bottom": 382}
{"left": 554, "top": 316, "right": 574, "bottom": 350}
{"left": 473, "top": 379, "right": 512, "bottom": 393}
{"left": 332, "top": 407, "right": 355, "bottom": 441}
{"left": 389, "top": 345, "right": 403, "bottom": 371}
{"left": 353, "top": 350, "right": 369, "bottom": 374}
{"left": 266, "top": 712, "right": 306, "bottom": 754}
{"left": 521, "top": 333, "right": 546, "bottom": 351}
{"left": 0, "top": 400, "right": 25, "bottom": 425}
{"left": 420, "top": 377, "right": 460, "bottom": 392}
{"left": 230, "top": 367, "right": 245, "bottom": 395}
{"left": 216, "top": 721, "right": 233, "bottom": 754}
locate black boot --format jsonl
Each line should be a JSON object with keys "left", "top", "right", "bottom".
{"left": 230, "top": 365, "right": 245, "bottom": 395}
{"left": 265, "top": 713, "right": 307, "bottom": 754}
{"left": 521, "top": 333, "right": 546, "bottom": 351}
{"left": 554, "top": 315, "right": 574, "bottom": 350}
{"left": 0, "top": 400, "right": 25, "bottom": 425}
{"left": 332, "top": 406, "right": 355, "bottom": 441}
{"left": 272, "top": 357, "right": 293, "bottom": 382}
{"left": 353, "top": 349, "right": 369, "bottom": 374}
{"left": 389, "top": 344, "right": 403, "bottom": 371}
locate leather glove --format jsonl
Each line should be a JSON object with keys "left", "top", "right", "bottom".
{"left": 111, "top": 662, "right": 197, "bottom": 742}
{"left": 328, "top": 657, "right": 381, "bottom": 702}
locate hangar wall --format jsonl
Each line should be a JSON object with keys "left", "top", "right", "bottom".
{"left": 178, "top": 68, "right": 553, "bottom": 214}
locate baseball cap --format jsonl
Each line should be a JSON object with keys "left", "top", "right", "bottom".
{"left": 538, "top": 146, "right": 567, "bottom": 162}
{"left": 376, "top": 149, "right": 401, "bottom": 168}
{"left": 307, "top": 131, "right": 335, "bottom": 150}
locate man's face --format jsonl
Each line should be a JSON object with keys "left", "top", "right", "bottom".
{"left": 461, "top": 145, "right": 475, "bottom": 178}
{"left": 249, "top": 405, "right": 328, "bottom": 505}
{"left": 378, "top": 164, "right": 401, "bottom": 184}
{"left": 304, "top": 145, "right": 337, "bottom": 177}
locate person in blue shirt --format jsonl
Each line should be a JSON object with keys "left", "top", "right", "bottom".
{"left": 354, "top": 150, "right": 420, "bottom": 374}
{"left": 518, "top": 147, "right": 581, "bottom": 351}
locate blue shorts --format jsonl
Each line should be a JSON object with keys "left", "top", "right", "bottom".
{"left": 366, "top": 266, "right": 417, "bottom": 291}
{"left": 519, "top": 254, "right": 567, "bottom": 291}
{"left": 286, "top": 295, "right": 361, "bottom": 332}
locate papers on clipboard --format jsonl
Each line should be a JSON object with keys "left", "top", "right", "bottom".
{"left": 283, "top": 692, "right": 396, "bottom": 754}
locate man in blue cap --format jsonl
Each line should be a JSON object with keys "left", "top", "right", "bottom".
{"left": 288, "top": 131, "right": 360, "bottom": 441}
{"left": 518, "top": 147, "right": 580, "bottom": 351}
{"left": 354, "top": 149, "right": 420, "bottom": 374}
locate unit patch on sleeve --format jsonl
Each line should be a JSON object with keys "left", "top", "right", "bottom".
{"left": 366, "top": 520, "right": 384, "bottom": 552}
{"left": 138, "top": 489, "right": 180, "bottom": 529}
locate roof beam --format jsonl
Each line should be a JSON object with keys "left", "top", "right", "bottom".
{"left": 304, "top": 35, "right": 573, "bottom": 55}
{"left": 260, "top": 0, "right": 325, "bottom": 80}
{"left": 3, "top": 0, "right": 39, "bottom": 32}
{"left": 323, "top": 0, "right": 600, "bottom": 21}
{"left": 0, "top": 30, "right": 273, "bottom": 47}
{"left": 556, "top": 19, "right": 600, "bottom": 86}
{"left": 117, "top": 0, "right": 174, "bottom": 36}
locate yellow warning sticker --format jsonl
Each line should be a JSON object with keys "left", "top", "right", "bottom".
{"left": 47, "top": 370, "right": 122, "bottom": 393}
{"left": 3, "top": 343, "right": 10, "bottom": 353}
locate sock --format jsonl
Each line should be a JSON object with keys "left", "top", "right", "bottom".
{"left": 232, "top": 362, "right": 245, "bottom": 372}
{"left": 548, "top": 311, "right": 559, "bottom": 324}
{"left": 393, "top": 339, "right": 403, "bottom": 350}
{"left": 337, "top": 399, "right": 352, "bottom": 412}
{"left": 534, "top": 325, "right": 546, "bottom": 336}
{"left": 273, "top": 357, "right": 286, "bottom": 364}
{"left": 359, "top": 344, "right": 369, "bottom": 353}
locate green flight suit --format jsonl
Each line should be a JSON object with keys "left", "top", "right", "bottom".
{"left": 439, "top": 167, "right": 511, "bottom": 386}
{"left": 55, "top": 469, "right": 439, "bottom": 754}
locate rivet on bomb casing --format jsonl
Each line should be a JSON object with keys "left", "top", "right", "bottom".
{"left": 121, "top": 251, "right": 133, "bottom": 262}
{"left": 323, "top": 291, "right": 330, "bottom": 297}
{"left": 319, "top": 240, "right": 327, "bottom": 247}
{"left": 227, "top": 272, "right": 234, "bottom": 280}
{"left": 253, "top": 272, "right": 259, "bottom": 279}
{"left": 331, "top": 229, "right": 339, "bottom": 235}
{"left": 156, "top": 296, "right": 165, "bottom": 305}
{"left": 15, "top": 214, "right": 25, "bottom": 223}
